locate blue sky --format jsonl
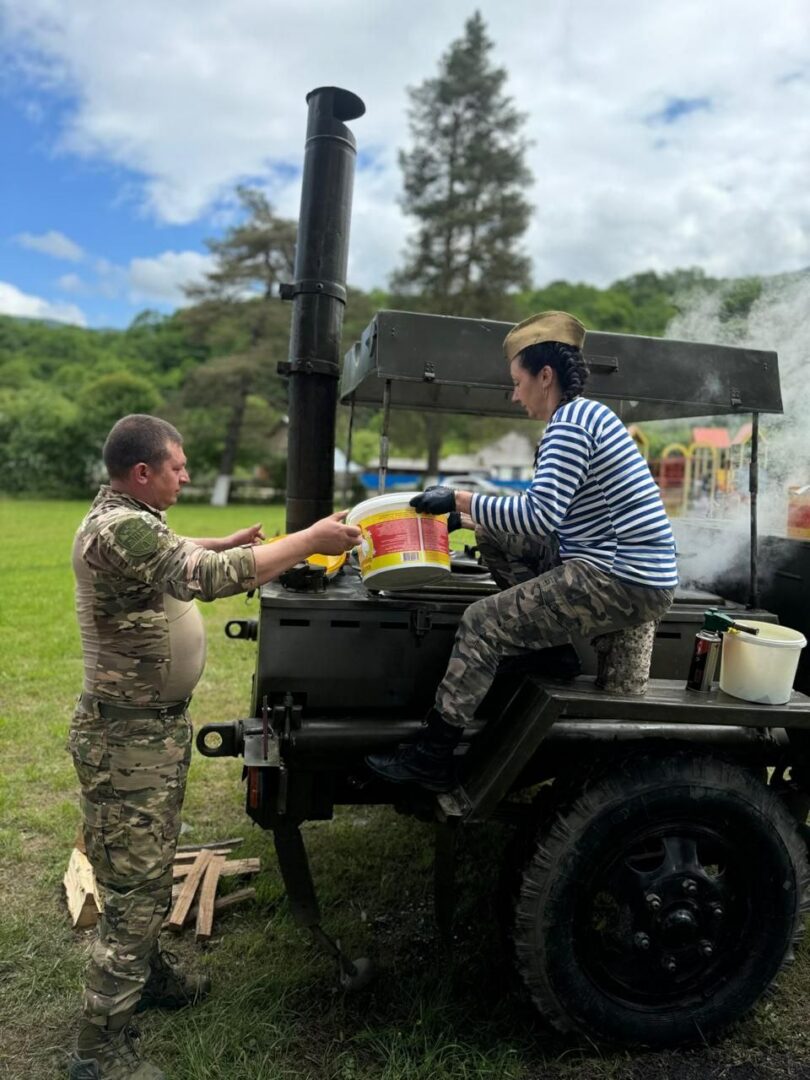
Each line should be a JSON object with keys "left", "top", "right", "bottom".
{"left": 1, "top": 94, "right": 214, "bottom": 327}
{"left": 1, "top": 0, "right": 808, "bottom": 330}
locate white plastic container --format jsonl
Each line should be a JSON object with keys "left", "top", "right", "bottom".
{"left": 346, "top": 491, "right": 451, "bottom": 590}
{"left": 719, "top": 619, "right": 807, "bottom": 705}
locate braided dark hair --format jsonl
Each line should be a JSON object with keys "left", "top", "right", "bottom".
{"left": 517, "top": 341, "right": 589, "bottom": 405}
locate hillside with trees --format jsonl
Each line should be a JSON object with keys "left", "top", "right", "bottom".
{"left": 0, "top": 264, "right": 772, "bottom": 498}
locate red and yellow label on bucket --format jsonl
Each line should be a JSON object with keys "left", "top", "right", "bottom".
{"left": 346, "top": 493, "right": 451, "bottom": 590}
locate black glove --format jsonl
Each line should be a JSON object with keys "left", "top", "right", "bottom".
{"left": 410, "top": 486, "right": 456, "bottom": 515}
{"left": 447, "top": 511, "right": 462, "bottom": 532}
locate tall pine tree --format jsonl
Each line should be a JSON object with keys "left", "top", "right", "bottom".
{"left": 392, "top": 12, "right": 533, "bottom": 474}
{"left": 393, "top": 11, "right": 532, "bottom": 319}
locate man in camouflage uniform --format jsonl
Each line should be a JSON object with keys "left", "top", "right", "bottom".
{"left": 70, "top": 414, "right": 360, "bottom": 1080}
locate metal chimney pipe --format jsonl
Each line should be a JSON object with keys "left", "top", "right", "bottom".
{"left": 281, "top": 86, "right": 365, "bottom": 533}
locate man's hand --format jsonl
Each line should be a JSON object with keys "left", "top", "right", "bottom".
{"left": 188, "top": 523, "right": 265, "bottom": 552}
{"left": 250, "top": 511, "right": 361, "bottom": 586}
{"left": 305, "top": 511, "right": 362, "bottom": 556}
{"left": 229, "top": 522, "right": 265, "bottom": 547}
{"left": 410, "top": 486, "right": 456, "bottom": 515}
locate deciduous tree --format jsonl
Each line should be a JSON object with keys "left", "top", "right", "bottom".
{"left": 186, "top": 186, "right": 296, "bottom": 306}
{"left": 183, "top": 187, "right": 296, "bottom": 503}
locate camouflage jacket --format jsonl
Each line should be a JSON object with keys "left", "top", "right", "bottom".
{"left": 73, "top": 486, "right": 256, "bottom": 704}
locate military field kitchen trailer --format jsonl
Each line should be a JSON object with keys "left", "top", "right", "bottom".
{"left": 198, "top": 86, "right": 810, "bottom": 1049}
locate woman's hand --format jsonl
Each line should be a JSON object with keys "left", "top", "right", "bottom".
{"left": 410, "top": 486, "right": 456, "bottom": 514}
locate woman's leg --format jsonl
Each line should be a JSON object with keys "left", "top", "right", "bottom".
{"left": 436, "top": 559, "right": 673, "bottom": 728}
{"left": 474, "top": 525, "right": 560, "bottom": 589}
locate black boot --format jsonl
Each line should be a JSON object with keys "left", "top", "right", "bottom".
{"left": 69, "top": 1015, "right": 165, "bottom": 1079}
{"left": 365, "top": 710, "right": 462, "bottom": 793}
{"left": 136, "top": 944, "right": 211, "bottom": 1011}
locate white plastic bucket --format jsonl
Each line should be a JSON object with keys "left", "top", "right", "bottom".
{"left": 719, "top": 619, "right": 807, "bottom": 705}
{"left": 346, "top": 491, "right": 451, "bottom": 590}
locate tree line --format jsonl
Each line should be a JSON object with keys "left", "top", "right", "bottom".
{"left": 0, "top": 262, "right": 766, "bottom": 498}
{"left": 0, "top": 13, "right": 768, "bottom": 498}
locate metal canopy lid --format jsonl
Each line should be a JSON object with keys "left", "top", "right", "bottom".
{"left": 339, "top": 310, "right": 783, "bottom": 422}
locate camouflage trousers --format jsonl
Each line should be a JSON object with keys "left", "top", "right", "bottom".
{"left": 69, "top": 699, "right": 192, "bottom": 1027}
{"left": 435, "top": 527, "right": 674, "bottom": 727}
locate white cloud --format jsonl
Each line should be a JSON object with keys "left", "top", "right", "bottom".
{"left": 52, "top": 249, "right": 215, "bottom": 306}
{"left": 2, "top": 0, "right": 809, "bottom": 292}
{"left": 93, "top": 258, "right": 127, "bottom": 299}
{"left": 0, "top": 281, "right": 87, "bottom": 325}
{"left": 57, "top": 272, "right": 84, "bottom": 293}
{"left": 15, "top": 229, "right": 84, "bottom": 261}
{"left": 126, "top": 250, "right": 215, "bottom": 304}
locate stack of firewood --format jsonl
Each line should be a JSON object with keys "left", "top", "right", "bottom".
{"left": 169, "top": 839, "right": 260, "bottom": 940}
{"left": 64, "top": 837, "right": 260, "bottom": 940}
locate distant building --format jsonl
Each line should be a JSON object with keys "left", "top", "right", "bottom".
{"left": 334, "top": 447, "right": 362, "bottom": 475}
{"left": 441, "top": 431, "right": 537, "bottom": 482}
{"left": 362, "top": 431, "right": 538, "bottom": 493}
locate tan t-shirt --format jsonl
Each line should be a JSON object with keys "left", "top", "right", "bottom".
{"left": 73, "top": 486, "right": 256, "bottom": 705}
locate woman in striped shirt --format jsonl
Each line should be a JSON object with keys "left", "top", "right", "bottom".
{"left": 367, "top": 311, "right": 677, "bottom": 792}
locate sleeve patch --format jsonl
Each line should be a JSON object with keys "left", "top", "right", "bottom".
{"left": 112, "top": 516, "right": 159, "bottom": 557}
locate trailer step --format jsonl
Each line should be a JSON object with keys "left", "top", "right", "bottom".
{"left": 549, "top": 676, "right": 810, "bottom": 727}
{"left": 451, "top": 676, "right": 810, "bottom": 825}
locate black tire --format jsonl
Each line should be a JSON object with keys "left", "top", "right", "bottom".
{"left": 513, "top": 753, "right": 810, "bottom": 1048}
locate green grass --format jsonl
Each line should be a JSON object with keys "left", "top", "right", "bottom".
{"left": 2, "top": 497, "right": 810, "bottom": 1079}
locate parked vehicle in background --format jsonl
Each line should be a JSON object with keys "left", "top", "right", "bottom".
{"left": 438, "top": 474, "right": 504, "bottom": 495}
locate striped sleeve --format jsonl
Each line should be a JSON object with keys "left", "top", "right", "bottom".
{"left": 470, "top": 421, "right": 595, "bottom": 537}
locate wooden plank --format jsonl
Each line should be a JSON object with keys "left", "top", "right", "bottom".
{"left": 173, "top": 847, "right": 234, "bottom": 863}
{"left": 166, "top": 850, "right": 211, "bottom": 931}
{"left": 195, "top": 855, "right": 225, "bottom": 942}
{"left": 188, "top": 887, "right": 256, "bottom": 923}
{"left": 220, "top": 857, "right": 260, "bottom": 876}
{"left": 212, "top": 886, "right": 256, "bottom": 912}
{"left": 176, "top": 838, "right": 242, "bottom": 853}
{"left": 63, "top": 847, "right": 102, "bottom": 928}
{"left": 173, "top": 857, "right": 260, "bottom": 879}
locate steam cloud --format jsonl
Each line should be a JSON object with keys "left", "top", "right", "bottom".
{"left": 666, "top": 271, "right": 810, "bottom": 591}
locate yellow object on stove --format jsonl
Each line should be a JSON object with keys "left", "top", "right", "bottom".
{"left": 263, "top": 535, "right": 347, "bottom": 577}
{"left": 305, "top": 551, "right": 348, "bottom": 576}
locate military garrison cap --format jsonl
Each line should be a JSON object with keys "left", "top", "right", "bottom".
{"left": 503, "top": 310, "right": 586, "bottom": 363}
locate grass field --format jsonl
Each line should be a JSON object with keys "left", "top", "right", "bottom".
{"left": 2, "top": 497, "right": 810, "bottom": 1080}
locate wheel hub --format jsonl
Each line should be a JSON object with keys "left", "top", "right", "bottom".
{"left": 578, "top": 824, "right": 748, "bottom": 1003}
{"left": 635, "top": 854, "right": 727, "bottom": 976}
{"left": 661, "top": 905, "right": 698, "bottom": 942}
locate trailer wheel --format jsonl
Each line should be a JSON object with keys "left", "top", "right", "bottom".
{"left": 513, "top": 753, "right": 810, "bottom": 1048}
